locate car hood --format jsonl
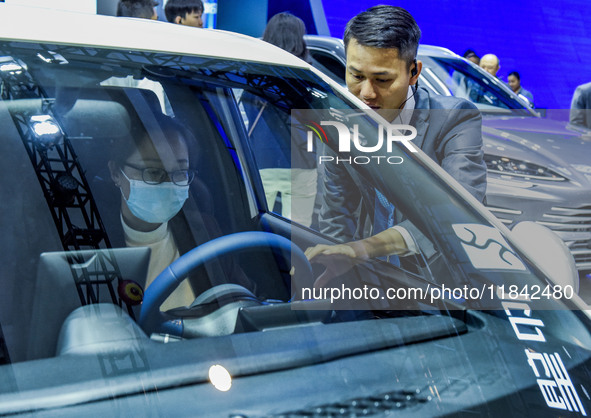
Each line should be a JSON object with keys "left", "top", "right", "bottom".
{"left": 483, "top": 114, "right": 591, "bottom": 137}
{"left": 2, "top": 309, "right": 590, "bottom": 416}
{"left": 482, "top": 115, "right": 591, "bottom": 181}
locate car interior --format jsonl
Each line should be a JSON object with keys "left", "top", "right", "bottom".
{"left": 0, "top": 48, "right": 456, "bottom": 366}
{"left": 0, "top": 75, "right": 305, "bottom": 363}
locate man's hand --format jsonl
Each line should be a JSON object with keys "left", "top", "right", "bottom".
{"left": 304, "top": 242, "right": 368, "bottom": 288}
{"left": 304, "top": 229, "right": 411, "bottom": 288}
{"left": 304, "top": 243, "right": 357, "bottom": 260}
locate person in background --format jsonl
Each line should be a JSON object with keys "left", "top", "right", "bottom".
{"left": 473, "top": 53, "right": 504, "bottom": 106}
{"left": 164, "top": 0, "right": 204, "bottom": 27}
{"left": 507, "top": 71, "right": 534, "bottom": 107}
{"left": 479, "top": 54, "right": 500, "bottom": 77}
{"left": 570, "top": 82, "right": 591, "bottom": 129}
{"left": 306, "top": 6, "right": 486, "bottom": 274}
{"left": 117, "top": 0, "right": 158, "bottom": 19}
{"left": 463, "top": 49, "right": 480, "bottom": 65}
{"left": 244, "top": 12, "right": 317, "bottom": 227}
{"left": 262, "top": 12, "right": 311, "bottom": 63}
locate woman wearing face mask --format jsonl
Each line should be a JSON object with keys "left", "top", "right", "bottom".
{"left": 108, "top": 117, "right": 197, "bottom": 310}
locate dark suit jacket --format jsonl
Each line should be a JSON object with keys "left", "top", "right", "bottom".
{"left": 570, "top": 82, "right": 591, "bottom": 129}
{"left": 319, "top": 87, "right": 487, "bottom": 258}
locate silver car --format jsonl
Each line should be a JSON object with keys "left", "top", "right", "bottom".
{"left": 306, "top": 35, "right": 591, "bottom": 273}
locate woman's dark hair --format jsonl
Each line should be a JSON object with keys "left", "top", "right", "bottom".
{"left": 117, "top": 0, "right": 158, "bottom": 19}
{"left": 343, "top": 5, "right": 421, "bottom": 67}
{"left": 111, "top": 113, "right": 195, "bottom": 168}
{"left": 262, "top": 12, "right": 310, "bottom": 62}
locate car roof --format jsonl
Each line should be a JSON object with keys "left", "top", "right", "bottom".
{"left": 304, "top": 35, "right": 459, "bottom": 59}
{"left": 0, "top": 4, "right": 307, "bottom": 68}
{"left": 418, "top": 45, "right": 458, "bottom": 58}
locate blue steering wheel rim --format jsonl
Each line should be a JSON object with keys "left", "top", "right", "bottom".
{"left": 139, "top": 231, "right": 312, "bottom": 334}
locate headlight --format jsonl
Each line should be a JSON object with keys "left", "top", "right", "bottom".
{"left": 484, "top": 155, "right": 566, "bottom": 181}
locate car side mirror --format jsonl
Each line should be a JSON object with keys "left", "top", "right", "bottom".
{"left": 510, "top": 221, "right": 579, "bottom": 293}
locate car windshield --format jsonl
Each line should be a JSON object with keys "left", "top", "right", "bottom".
{"left": 419, "top": 55, "right": 534, "bottom": 115}
{"left": 0, "top": 38, "right": 590, "bottom": 416}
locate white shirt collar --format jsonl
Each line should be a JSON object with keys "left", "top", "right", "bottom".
{"left": 121, "top": 213, "right": 169, "bottom": 244}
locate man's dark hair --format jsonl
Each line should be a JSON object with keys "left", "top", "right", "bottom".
{"left": 117, "top": 0, "right": 158, "bottom": 19}
{"left": 263, "top": 12, "right": 310, "bottom": 62}
{"left": 508, "top": 71, "right": 521, "bottom": 80}
{"left": 343, "top": 5, "right": 421, "bottom": 67}
{"left": 463, "top": 49, "right": 479, "bottom": 59}
{"left": 164, "top": 0, "right": 204, "bottom": 23}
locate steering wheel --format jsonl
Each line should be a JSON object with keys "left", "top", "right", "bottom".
{"left": 139, "top": 231, "right": 313, "bottom": 335}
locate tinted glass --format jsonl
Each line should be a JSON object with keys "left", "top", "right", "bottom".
{"left": 0, "top": 38, "right": 589, "bottom": 417}
{"left": 419, "top": 56, "right": 533, "bottom": 114}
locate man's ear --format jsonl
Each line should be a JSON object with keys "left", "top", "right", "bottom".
{"left": 108, "top": 160, "right": 121, "bottom": 186}
{"left": 174, "top": 15, "right": 183, "bottom": 24}
{"left": 410, "top": 60, "right": 422, "bottom": 85}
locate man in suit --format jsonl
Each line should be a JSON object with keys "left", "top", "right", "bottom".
{"left": 570, "top": 82, "right": 591, "bottom": 130}
{"left": 306, "top": 5, "right": 486, "bottom": 266}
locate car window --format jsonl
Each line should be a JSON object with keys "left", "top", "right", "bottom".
{"left": 0, "top": 39, "right": 350, "bottom": 362}
{"left": 419, "top": 56, "right": 532, "bottom": 114}
{"left": 308, "top": 48, "right": 347, "bottom": 85}
{"left": 0, "top": 42, "right": 268, "bottom": 360}
{"left": 234, "top": 89, "right": 321, "bottom": 227}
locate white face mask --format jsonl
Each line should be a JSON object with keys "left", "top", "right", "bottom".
{"left": 120, "top": 170, "right": 189, "bottom": 224}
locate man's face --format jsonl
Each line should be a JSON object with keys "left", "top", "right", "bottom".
{"left": 180, "top": 10, "right": 203, "bottom": 28}
{"left": 507, "top": 75, "right": 520, "bottom": 92}
{"left": 480, "top": 56, "right": 499, "bottom": 76}
{"left": 345, "top": 38, "right": 418, "bottom": 122}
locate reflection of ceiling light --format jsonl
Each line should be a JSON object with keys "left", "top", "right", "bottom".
{"left": 572, "top": 164, "right": 591, "bottom": 174}
{"left": 36, "top": 53, "right": 52, "bottom": 64}
{"left": 36, "top": 51, "right": 68, "bottom": 65}
{"left": 308, "top": 88, "right": 328, "bottom": 99}
{"left": 29, "top": 115, "right": 63, "bottom": 148}
{"left": 208, "top": 364, "right": 232, "bottom": 392}
{"left": 0, "top": 63, "right": 22, "bottom": 72}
